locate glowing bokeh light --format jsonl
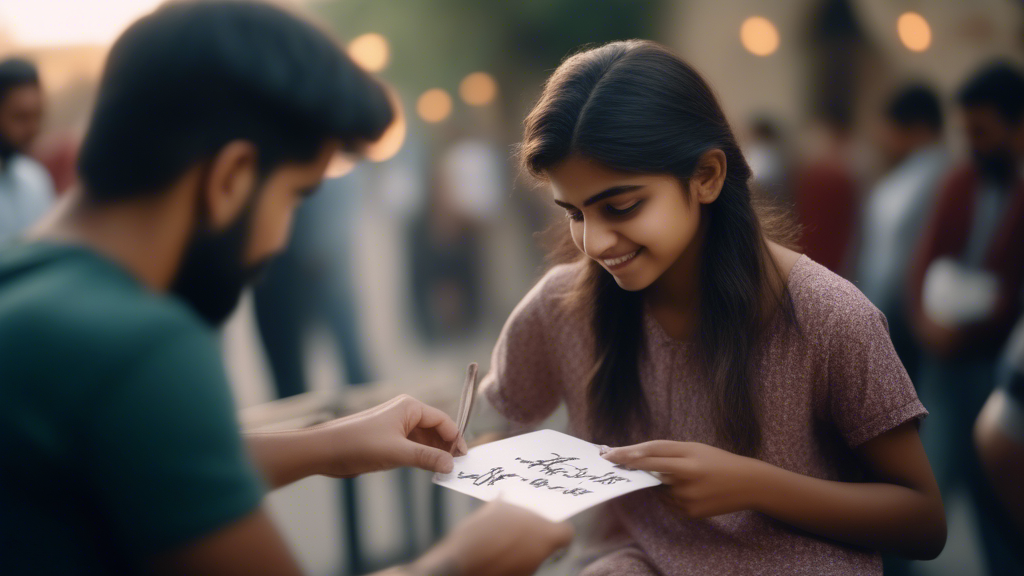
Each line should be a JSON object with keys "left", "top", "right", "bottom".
{"left": 324, "top": 154, "right": 356, "bottom": 178}
{"left": 416, "top": 88, "right": 452, "bottom": 123}
{"left": 740, "top": 16, "right": 780, "bottom": 57}
{"left": 897, "top": 12, "right": 931, "bottom": 52}
{"left": 459, "top": 72, "right": 498, "bottom": 106}
{"left": 365, "top": 89, "right": 406, "bottom": 162}
{"left": 347, "top": 32, "right": 389, "bottom": 72}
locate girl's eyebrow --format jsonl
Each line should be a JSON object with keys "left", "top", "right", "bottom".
{"left": 583, "top": 185, "right": 643, "bottom": 206}
{"left": 552, "top": 185, "right": 644, "bottom": 210}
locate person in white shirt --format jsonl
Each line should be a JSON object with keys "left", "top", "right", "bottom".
{"left": 856, "top": 84, "right": 946, "bottom": 379}
{"left": 0, "top": 58, "right": 55, "bottom": 245}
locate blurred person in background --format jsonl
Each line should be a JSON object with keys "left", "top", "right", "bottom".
{"left": 0, "top": 57, "right": 55, "bottom": 244}
{"left": 0, "top": 2, "right": 571, "bottom": 575}
{"left": 35, "top": 129, "right": 83, "bottom": 196}
{"left": 408, "top": 155, "right": 485, "bottom": 343}
{"left": 974, "top": 316, "right": 1024, "bottom": 553}
{"left": 855, "top": 84, "right": 946, "bottom": 382}
{"left": 792, "top": 112, "right": 860, "bottom": 276}
{"left": 254, "top": 172, "right": 374, "bottom": 399}
{"left": 909, "top": 62, "right": 1024, "bottom": 576}
{"left": 744, "top": 116, "right": 792, "bottom": 205}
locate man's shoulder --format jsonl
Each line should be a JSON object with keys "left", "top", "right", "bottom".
{"left": 0, "top": 243, "right": 213, "bottom": 363}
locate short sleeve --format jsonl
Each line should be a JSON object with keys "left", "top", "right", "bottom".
{"left": 824, "top": 299, "right": 927, "bottom": 447}
{"left": 482, "top": 272, "right": 565, "bottom": 425}
{"left": 1001, "top": 320, "right": 1024, "bottom": 403}
{"left": 993, "top": 320, "right": 1024, "bottom": 441}
{"left": 82, "top": 324, "right": 264, "bottom": 556}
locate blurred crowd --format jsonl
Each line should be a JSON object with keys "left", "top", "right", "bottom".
{"left": 742, "top": 63, "right": 1024, "bottom": 576}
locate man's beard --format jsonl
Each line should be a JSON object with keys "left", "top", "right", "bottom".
{"left": 170, "top": 191, "right": 272, "bottom": 327}
{"left": 0, "top": 133, "right": 18, "bottom": 165}
{"left": 973, "top": 149, "right": 1017, "bottom": 185}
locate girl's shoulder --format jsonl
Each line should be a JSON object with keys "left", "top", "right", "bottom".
{"left": 498, "top": 260, "right": 594, "bottom": 349}
{"left": 514, "top": 260, "right": 587, "bottom": 317}
{"left": 786, "top": 255, "right": 886, "bottom": 338}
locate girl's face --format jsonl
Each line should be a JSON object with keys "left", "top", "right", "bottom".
{"left": 547, "top": 155, "right": 703, "bottom": 291}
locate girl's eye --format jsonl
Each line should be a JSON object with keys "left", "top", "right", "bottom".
{"left": 565, "top": 209, "right": 584, "bottom": 222}
{"left": 605, "top": 200, "right": 642, "bottom": 216}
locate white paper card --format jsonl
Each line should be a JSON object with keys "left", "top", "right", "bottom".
{"left": 433, "top": 429, "right": 662, "bottom": 522}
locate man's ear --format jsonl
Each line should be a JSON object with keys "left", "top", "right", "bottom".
{"left": 691, "top": 149, "right": 727, "bottom": 205}
{"left": 201, "top": 140, "right": 259, "bottom": 230}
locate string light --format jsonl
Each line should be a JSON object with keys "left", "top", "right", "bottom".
{"left": 740, "top": 16, "right": 780, "bottom": 57}
{"left": 897, "top": 12, "right": 931, "bottom": 52}
{"left": 324, "top": 154, "right": 356, "bottom": 178}
{"left": 366, "top": 89, "right": 406, "bottom": 162}
{"left": 347, "top": 33, "right": 389, "bottom": 72}
{"left": 459, "top": 72, "right": 498, "bottom": 106}
{"left": 416, "top": 88, "right": 452, "bottom": 123}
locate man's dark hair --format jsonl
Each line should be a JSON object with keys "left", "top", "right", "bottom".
{"left": 0, "top": 58, "right": 40, "bottom": 104}
{"left": 78, "top": 0, "right": 393, "bottom": 201}
{"left": 886, "top": 84, "right": 943, "bottom": 133}
{"left": 957, "top": 62, "right": 1024, "bottom": 125}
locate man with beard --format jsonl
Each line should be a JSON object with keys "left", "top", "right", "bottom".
{"left": 908, "top": 62, "right": 1024, "bottom": 575}
{"left": 0, "top": 2, "right": 571, "bottom": 576}
{"left": 0, "top": 58, "right": 55, "bottom": 244}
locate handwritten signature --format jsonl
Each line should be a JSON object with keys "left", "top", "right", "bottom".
{"left": 453, "top": 452, "right": 632, "bottom": 497}
{"left": 515, "top": 454, "right": 631, "bottom": 486}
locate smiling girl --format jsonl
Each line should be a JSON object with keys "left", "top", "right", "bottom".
{"left": 480, "top": 40, "right": 946, "bottom": 575}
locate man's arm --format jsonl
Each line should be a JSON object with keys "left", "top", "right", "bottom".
{"left": 246, "top": 395, "right": 468, "bottom": 489}
{"left": 152, "top": 509, "right": 302, "bottom": 576}
{"left": 152, "top": 501, "right": 572, "bottom": 576}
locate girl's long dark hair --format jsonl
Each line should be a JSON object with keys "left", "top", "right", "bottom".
{"left": 519, "top": 40, "right": 797, "bottom": 456}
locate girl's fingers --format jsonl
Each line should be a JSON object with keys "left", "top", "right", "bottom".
{"left": 611, "top": 456, "right": 689, "bottom": 476}
{"left": 602, "top": 440, "right": 689, "bottom": 463}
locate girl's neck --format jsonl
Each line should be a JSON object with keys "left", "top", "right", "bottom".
{"left": 644, "top": 224, "right": 705, "bottom": 341}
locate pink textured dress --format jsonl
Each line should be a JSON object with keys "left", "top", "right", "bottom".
{"left": 482, "top": 255, "right": 927, "bottom": 576}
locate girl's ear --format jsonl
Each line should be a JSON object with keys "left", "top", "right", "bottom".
{"left": 691, "top": 149, "right": 727, "bottom": 205}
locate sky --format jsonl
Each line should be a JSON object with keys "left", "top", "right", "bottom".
{"left": 0, "top": 0, "right": 310, "bottom": 49}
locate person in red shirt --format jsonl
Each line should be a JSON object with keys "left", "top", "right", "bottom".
{"left": 793, "top": 115, "right": 860, "bottom": 276}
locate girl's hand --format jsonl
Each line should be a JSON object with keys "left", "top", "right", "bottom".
{"left": 601, "top": 440, "right": 762, "bottom": 518}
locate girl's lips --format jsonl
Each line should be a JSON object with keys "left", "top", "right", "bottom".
{"left": 602, "top": 249, "right": 641, "bottom": 270}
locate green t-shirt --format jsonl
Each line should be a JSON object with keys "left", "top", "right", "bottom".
{"left": 0, "top": 242, "right": 264, "bottom": 575}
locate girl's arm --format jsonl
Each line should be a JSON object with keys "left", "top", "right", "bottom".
{"left": 752, "top": 421, "right": 945, "bottom": 559}
{"left": 602, "top": 421, "right": 946, "bottom": 560}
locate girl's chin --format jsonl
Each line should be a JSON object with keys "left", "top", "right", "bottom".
{"left": 609, "top": 271, "right": 654, "bottom": 292}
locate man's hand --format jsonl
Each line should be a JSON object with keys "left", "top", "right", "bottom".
{"left": 246, "top": 395, "right": 468, "bottom": 488}
{"left": 601, "top": 440, "right": 758, "bottom": 518}
{"left": 403, "top": 502, "right": 574, "bottom": 576}
{"left": 313, "top": 394, "right": 468, "bottom": 478}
